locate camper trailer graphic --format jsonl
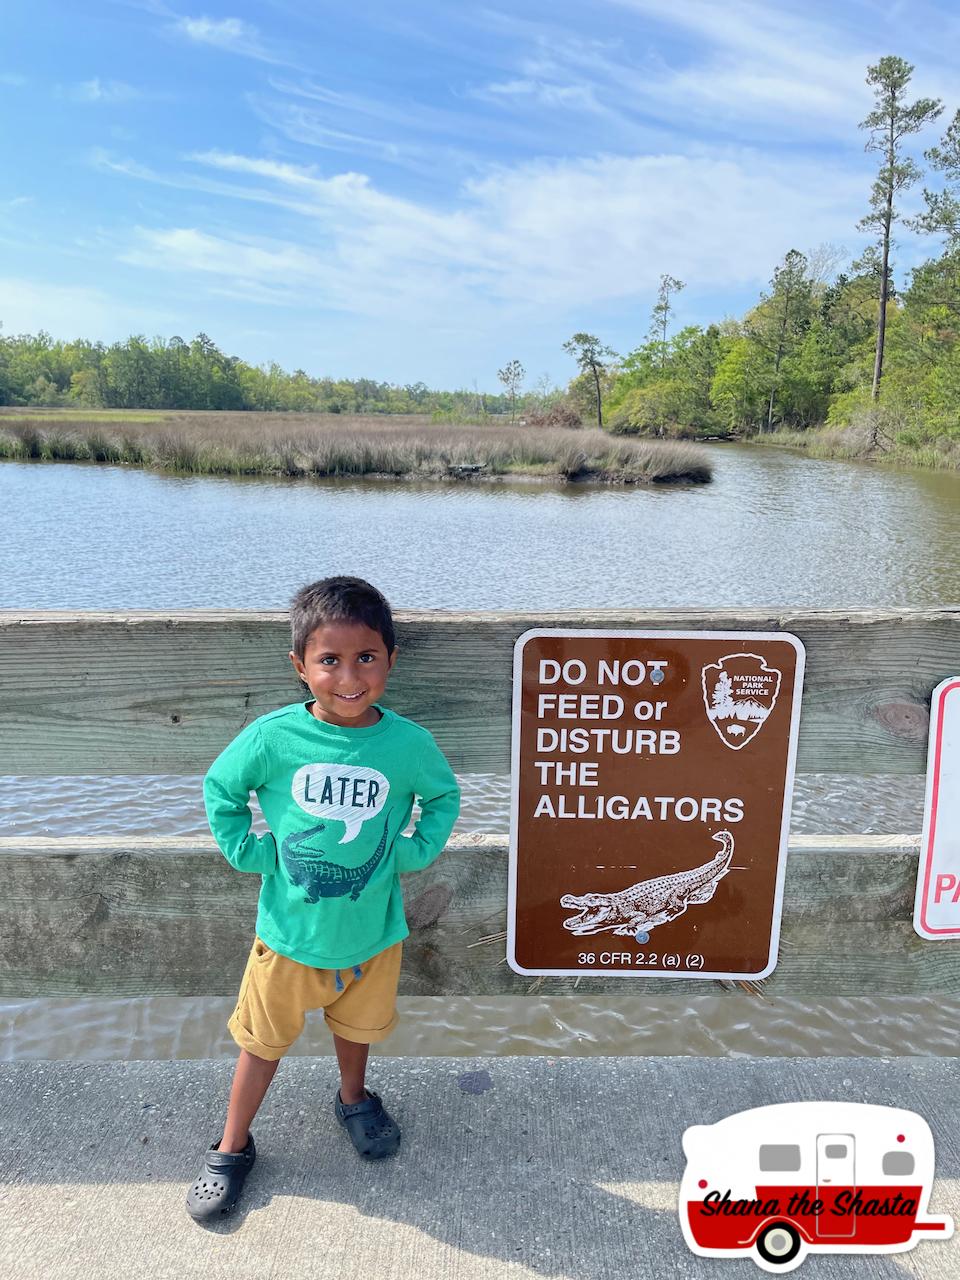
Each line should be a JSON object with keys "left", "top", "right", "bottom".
{"left": 680, "top": 1101, "right": 952, "bottom": 1272}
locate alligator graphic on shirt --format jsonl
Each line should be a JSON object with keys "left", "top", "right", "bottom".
{"left": 559, "top": 830, "right": 735, "bottom": 937}
{"left": 281, "top": 816, "right": 390, "bottom": 904}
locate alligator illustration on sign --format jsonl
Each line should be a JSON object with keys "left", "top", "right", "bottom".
{"left": 559, "top": 831, "right": 735, "bottom": 936}
{"left": 280, "top": 816, "right": 390, "bottom": 904}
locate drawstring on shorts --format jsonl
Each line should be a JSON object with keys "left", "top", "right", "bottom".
{"left": 333, "top": 963, "right": 364, "bottom": 992}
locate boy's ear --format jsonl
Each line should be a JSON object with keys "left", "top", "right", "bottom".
{"left": 289, "top": 650, "right": 306, "bottom": 678}
{"left": 388, "top": 645, "right": 399, "bottom": 671}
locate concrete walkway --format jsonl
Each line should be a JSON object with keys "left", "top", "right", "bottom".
{"left": 1, "top": 1055, "right": 958, "bottom": 1279}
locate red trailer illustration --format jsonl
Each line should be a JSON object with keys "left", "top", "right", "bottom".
{"left": 680, "top": 1101, "right": 952, "bottom": 1272}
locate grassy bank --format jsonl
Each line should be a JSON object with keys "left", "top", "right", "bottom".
{"left": 751, "top": 422, "right": 960, "bottom": 471}
{"left": 0, "top": 409, "right": 712, "bottom": 485}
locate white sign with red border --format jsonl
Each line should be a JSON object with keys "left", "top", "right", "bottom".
{"left": 913, "top": 676, "right": 960, "bottom": 940}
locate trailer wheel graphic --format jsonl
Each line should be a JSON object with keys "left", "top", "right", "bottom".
{"left": 755, "top": 1223, "right": 802, "bottom": 1266}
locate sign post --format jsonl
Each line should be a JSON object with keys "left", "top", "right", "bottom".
{"left": 508, "top": 630, "right": 805, "bottom": 979}
{"left": 913, "top": 676, "right": 960, "bottom": 940}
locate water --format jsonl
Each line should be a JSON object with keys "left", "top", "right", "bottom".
{"left": 2, "top": 444, "right": 958, "bottom": 1060}
{"left": 2, "top": 445, "right": 959, "bottom": 610}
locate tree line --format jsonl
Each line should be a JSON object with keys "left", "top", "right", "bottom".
{"left": 0, "top": 329, "right": 514, "bottom": 417}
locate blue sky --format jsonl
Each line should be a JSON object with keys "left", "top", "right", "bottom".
{"left": 2, "top": 0, "right": 958, "bottom": 389}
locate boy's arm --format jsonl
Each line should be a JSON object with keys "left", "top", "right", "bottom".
{"left": 203, "top": 721, "right": 278, "bottom": 876}
{"left": 393, "top": 735, "right": 461, "bottom": 874}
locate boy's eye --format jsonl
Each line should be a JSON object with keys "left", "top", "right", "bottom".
{"left": 359, "top": 654, "right": 374, "bottom": 663}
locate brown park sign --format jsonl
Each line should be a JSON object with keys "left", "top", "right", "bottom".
{"left": 508, "top": 630, "right": 805, "bottom": 980}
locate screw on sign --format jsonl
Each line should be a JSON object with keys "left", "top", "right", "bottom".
{"left": 507, "top": 630, "right": 805, "bottom": 980}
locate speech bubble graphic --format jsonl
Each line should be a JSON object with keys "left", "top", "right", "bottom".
{"left": 291, "top": 762, "right": 390, "bottom": 844}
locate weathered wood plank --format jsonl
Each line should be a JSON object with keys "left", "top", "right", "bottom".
{"left": 1, "top": 609, "right": 957, "bottom": 775}
{"left": 0, "top": 833, "right": 947, "bottom": 998}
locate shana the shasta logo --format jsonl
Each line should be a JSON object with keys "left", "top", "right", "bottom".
{"left": 679, "top": 1101, "right": 952, "bottom": 1272}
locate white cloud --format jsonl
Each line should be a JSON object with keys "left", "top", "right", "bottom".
{"left": 122, "top": 227, "right": 326, "bottom": 298}
{"left": 90, "top": 146, "right": 323, "bottom": 217}
{"left": 113, "top": 146, "right": 870, "bottom": 323}
{"left": 250, "top": 75, "right": 590, "bottom": 174}
{"left": 475, "top": 77, "right": 607, "bottom": 114}
{"left": 73, "top": 78, "right": 141, "bottom": 103}
{"left": 246, "top": 98, "right": 409, "bottom": 164}
{"left": 245, "top": 91, "right": 496, "bottom": 179}
{"left": 173, "top": 15, "right": 287, "bottom": 65}
{"left": 477, "top": 2, "right": 951, "bottom": 142}
{"left": 89, "top": 149, "right": 164, "bottom": 183}
{"left": 266, "top": 77, "right": 469, "bottom": 136}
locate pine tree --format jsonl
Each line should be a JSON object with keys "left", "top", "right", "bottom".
{"left": 858, "top": 56, "right": 942, "bottom": 409}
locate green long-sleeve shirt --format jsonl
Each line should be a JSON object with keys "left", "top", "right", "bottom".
{"left": 203, "top": 700, "right": 461, "bottom": 968}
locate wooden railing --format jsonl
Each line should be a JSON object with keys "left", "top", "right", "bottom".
{"left": 2, "top": 608, "right": 958, "bottom": 997}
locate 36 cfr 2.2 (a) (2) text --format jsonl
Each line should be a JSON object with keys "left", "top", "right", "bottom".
{"left": 576, "top": 951, "right": 705, "bottom": 968}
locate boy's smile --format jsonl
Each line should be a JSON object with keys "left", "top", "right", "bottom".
{"left": 289, "top": 621, "right": 397, "bottom": 729}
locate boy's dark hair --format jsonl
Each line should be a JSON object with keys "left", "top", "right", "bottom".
{"left": 289, "top": 578, "right": 396, "bottom": 675}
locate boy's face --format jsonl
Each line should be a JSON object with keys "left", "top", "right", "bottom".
{"left": 289, "top": 620, "right": 397, "bottom": 728}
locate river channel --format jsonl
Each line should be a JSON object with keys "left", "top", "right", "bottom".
{"left": 2, "top": 443, "right": 958, "bottom": 1060}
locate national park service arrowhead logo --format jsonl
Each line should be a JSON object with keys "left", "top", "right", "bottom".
{"left": 702, "top": 652, "right": 782, "bottom": 750}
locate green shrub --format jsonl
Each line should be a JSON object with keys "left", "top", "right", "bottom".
{"left": 39, "top": 432, "right": 77, "bottom": 460}
{"left": 606, "top": 382, "right": 701, "bottom": 438}
{"left": 0, "top": 432, "right": 26, "bottom": 458}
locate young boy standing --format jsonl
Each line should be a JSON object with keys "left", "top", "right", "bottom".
{"left": 186, "top": 577, "right": 461, "bottom": 1222}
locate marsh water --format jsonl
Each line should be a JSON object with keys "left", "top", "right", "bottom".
{"left": 2, "top": 444, "right": 959, "bottom": 1060}
{"left": 3, "top": 444, "right": 960, "bottom": 609}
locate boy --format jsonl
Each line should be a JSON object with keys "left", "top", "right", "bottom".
{"left": 186, "top": 576, "right": 461, "bottom": 1222}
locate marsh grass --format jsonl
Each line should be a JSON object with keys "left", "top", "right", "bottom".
{"left": 0, "top": 409, "right": 712, "bottom": 484}
{"left": 754, "top": 423, "right": 960, "bottom": 472}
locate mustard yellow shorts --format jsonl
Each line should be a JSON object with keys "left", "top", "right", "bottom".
{"left": 227, "top": 935, "right": 403, "bottom": 1061}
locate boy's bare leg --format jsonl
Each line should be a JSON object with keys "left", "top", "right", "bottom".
{"left": 333, "top": 1033, "right": 370, "bottom": 1105}
{"left": 219, "top": 1047, "right": 281, "bottom": 1152}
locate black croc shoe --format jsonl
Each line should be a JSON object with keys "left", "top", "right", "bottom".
{"left": 335, "top": 1088, "right": 401, "bottom": 1159}
{"left": 185, "top": 1132, "right": 256, "bottom": 1221}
